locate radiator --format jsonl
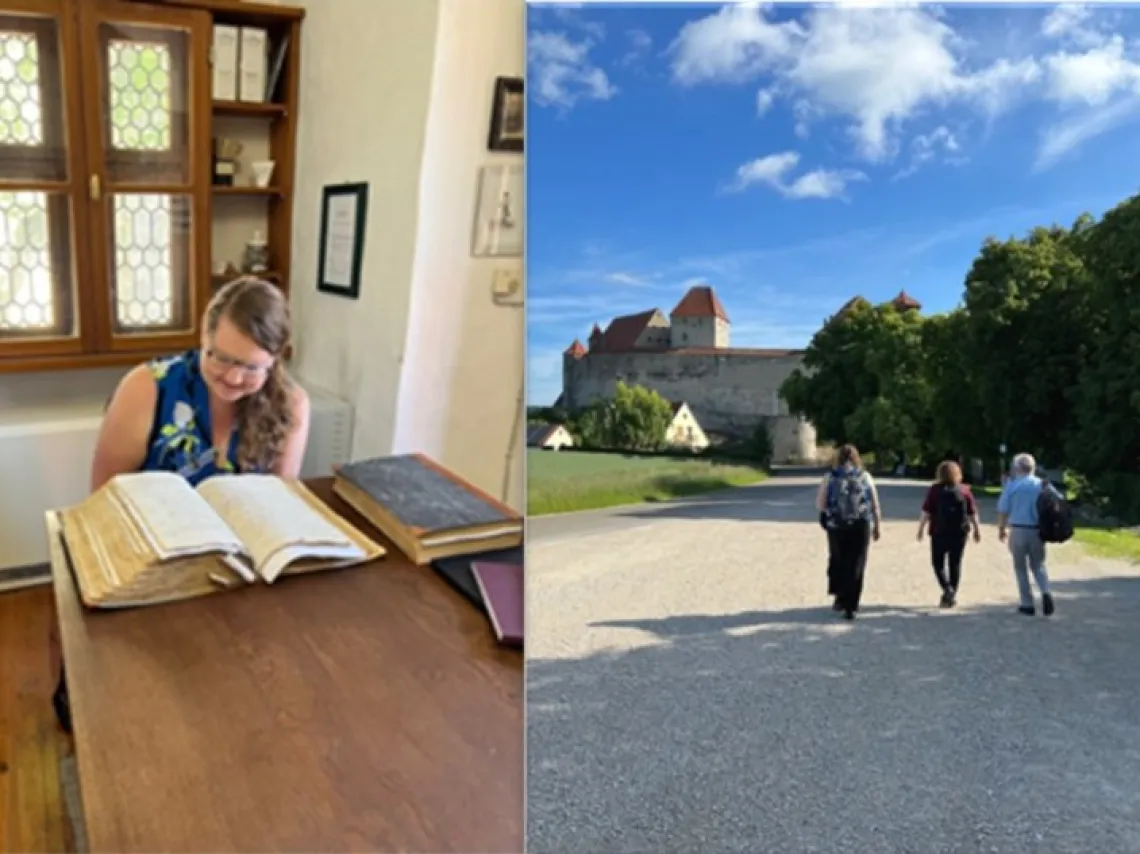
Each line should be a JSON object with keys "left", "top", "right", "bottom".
{"left": 297, "top": 381, "right": 354, "bottom": 479}
{"left": 0, "top": 384, "right": 352, "bottom": 573}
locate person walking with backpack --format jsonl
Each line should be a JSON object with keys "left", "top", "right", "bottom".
{"left": 997, "top": 453, "right": 1063, "bottom": 616}
{"left": 815, "top": 444, "right": 881, "bottom": 620}
{"left": 917, "top": 460, "right": 980, "bottom": 608}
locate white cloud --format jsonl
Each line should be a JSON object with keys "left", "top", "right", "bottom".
{"left": 606, "top": 271, "right": 653, "bottom": 286}
{"left": 669, "top": 3, "right": 1140, "bottom": 171}
{"left": 1043, "top": 36, "right": 1140, "bottom": 106}
{"left": 892, "top": 125, "right": 966, "bottom": 180}
{"left": 1040, "top": 4, "right": 1104, "bottom": 50}
{"left": 1042, "top": 4, "right": 1089, "bottom": 39}
{"left": 728, "top": 151, "right": 799, "bottom": 189}
{"left": 756, "top": 85, "right": 778, "bottom": 115}
{"left": 784, "top": 167, "right": 868, "bottom": 200}
{"left": 669, "top": 3, "right": 803, "bottom": 86}
{"left": 618, "top": 28, "right": 653, "bottom": 68}
{"left": 529, "top": 31, "right": 618, "bottom": 111}
{"left": 1035, "top": 24, "right": 1140, "bottom": 166}
{"left": 726, "top": 151, "right": 866, "bottom": 200}
{"left": 1034, "top": 94, "right": 1140, "bottom": 171}
{"left": 669, "top": 4, "right": 1039, "bottom": 162}
{"left": 550, "top": 6, "right": 606, "bottom": 41}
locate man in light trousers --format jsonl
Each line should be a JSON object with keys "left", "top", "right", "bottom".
{"left": 996, "top": 452, "right": 1055, "bottom": 616}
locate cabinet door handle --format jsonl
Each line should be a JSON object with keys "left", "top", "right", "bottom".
{"left": 89, "top": 174, "right": 101, "bottom": 201}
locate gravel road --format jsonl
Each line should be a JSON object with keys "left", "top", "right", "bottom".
{"left": 527, "top": 475, "right": 1140, "bottom": 854}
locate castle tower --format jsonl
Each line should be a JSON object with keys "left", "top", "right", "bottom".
{"left": 562, "top": 339, "right": 586, "bottom": 409}
{"left": 891, "top": 290, "right": 921, "bottom": 312}
{"left": 669, "top": 285, "right": 730, "bottom": 349}
{"left": 587, "top": 323, "right": 604, "bottom": 352}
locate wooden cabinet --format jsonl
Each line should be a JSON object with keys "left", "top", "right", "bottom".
{"left": 0, "top": 0, "right": 302, "bottom": 372}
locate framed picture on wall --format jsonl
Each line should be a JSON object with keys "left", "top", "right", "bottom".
{"left": 472, "top": 164, "right": 523, "bottom": 257}
{"left": 316, "top": 182, "right": 369, "bottom": 299}
{"left": 487, "top": 76, "right": 523, "bottom": 153}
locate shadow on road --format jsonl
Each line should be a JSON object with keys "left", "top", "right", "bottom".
{"left": 527, "top": 574, "right": 1140, "bottom": 853}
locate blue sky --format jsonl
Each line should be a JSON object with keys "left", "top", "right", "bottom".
{"left": 526, "top": 1, "right": 1140, "bottom": 405}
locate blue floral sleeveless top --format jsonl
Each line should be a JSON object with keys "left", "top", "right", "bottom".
{"left": 141, "top": 350, "right": 244, "bottom": 486}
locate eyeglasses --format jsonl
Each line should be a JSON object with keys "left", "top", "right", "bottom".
{"left": 205, "top": 344, "right": 273, "bottom": 378}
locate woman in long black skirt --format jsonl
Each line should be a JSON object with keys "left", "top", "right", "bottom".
{"left": 815, "top": 444, "right": 882, "bottom": 619}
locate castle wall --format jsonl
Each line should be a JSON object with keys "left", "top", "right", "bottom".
{"left": 564, "top": 351, "right": 821, "bottom": 463}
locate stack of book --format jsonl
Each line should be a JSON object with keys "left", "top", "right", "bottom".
{"left": 332, "top": 453, "right": 523, "bottom": 565}
{"left": 433, "top": 547, "right": 524, "bottom": 649}
{"left": 59, "top": 471, "right": 385, "bottom": 609}
{"left": 469, "top": 560, "right": 523, "bottom": 648}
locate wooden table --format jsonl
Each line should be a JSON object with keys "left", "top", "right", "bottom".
{"left": 48, "top": 477, "right": 523, "bottom": 853}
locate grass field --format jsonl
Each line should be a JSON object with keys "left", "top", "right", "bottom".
{"left": 527, "top": 449, "right": 768, "bottom": 515}
{"left": 975, "top": 483, "right": 1140, "bottom": 562}
{"left": 1071, "top": 527, "right": 1140, "bottom": 562}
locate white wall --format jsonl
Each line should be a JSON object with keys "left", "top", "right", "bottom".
{"left": 392, "top": 0, "right": 525, "bottom": 510}
{"left": 288, "top": 0, "right": 439, "bottom": 461}
{"left": 290, "top": 0, "right": 525, "bottom": 510}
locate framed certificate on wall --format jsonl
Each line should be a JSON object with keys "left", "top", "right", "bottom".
{"left": 317, "top": 182, "right": 369, "bottom": 299}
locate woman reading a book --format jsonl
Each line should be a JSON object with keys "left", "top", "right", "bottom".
{"left": 90, "top": 276, "right": 311, "bottom": 491}
{"left": 53, "top": 277, "right": 310, "bottom": 733}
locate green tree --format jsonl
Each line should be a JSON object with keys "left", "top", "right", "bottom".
{"left": 781, "top": 298, "right": 933, "bottom": 462}
{"left": 576, "top": 382, "right": 673, "bottom": 452}
{"left": 780, "top": 297, "right": 879, "bottom": 444}
{"left": 922, "top": 308, "right": 990, "bottom": 460}
{"left": 1065, "top": 196, "right": 1140, "bottom": 513}
{"left": 957, "top": 224, "right": 1091, "bottom": 465}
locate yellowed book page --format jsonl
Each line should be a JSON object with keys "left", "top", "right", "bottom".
{"left": 111, "top": 471, "right": 245, "bottom": 560}
{"left": 196, "top": 475, "right": 364, "bottom": 582}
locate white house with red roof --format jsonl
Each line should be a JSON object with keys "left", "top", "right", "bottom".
{"left": 560, "top": 284, "right": 824, "bottom": 463}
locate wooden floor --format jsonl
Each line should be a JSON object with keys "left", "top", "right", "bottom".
{"left": 0, "top": 585, "right": 74, "bottom": 853}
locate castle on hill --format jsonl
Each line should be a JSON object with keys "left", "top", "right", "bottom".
{"left": 559, "top": 284, "right": 923, "bottom": 463}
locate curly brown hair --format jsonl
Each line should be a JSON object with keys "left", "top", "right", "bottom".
{"left": 205, "top": 277, "right": 294, "bottom": 473}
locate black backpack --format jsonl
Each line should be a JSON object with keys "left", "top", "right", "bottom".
{"left": 828, "top": 469, "right": 869, "bottom": 528}
{"left": 1037, "top": 484, "right": 1074, "bottom": 543}
{"left": 934, "top": 484, "right": 969, "bottom": 533}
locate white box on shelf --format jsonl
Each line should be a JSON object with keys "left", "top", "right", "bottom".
{"left": 211, "top": 25, "right": 239, "bottom": 101}
{"left": 238, "top": 27, "right": 268, "bottom": 103}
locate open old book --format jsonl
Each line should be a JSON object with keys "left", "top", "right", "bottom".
{"left": 58, "top": 472, "right": 385, "bottom": 609}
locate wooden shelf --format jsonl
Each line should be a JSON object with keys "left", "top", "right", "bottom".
{"left": 213, "top": 100, "right": 286, "bottom": 118}
{"left": 212, "top": 185, "right": 282, "bottom": 197}
{"left": 133, "top": 0, "right": 305, "bottom": 24}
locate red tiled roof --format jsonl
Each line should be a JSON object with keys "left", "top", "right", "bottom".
{"left": 598, "top": 309, "right": 660, "bottom": 351}
{"left": 564, "top": 339, "right": 586, "bottom": 358}
{"left": 670, "top": 285, "right": 729, "bottom": 322}
{"left": 892, "top": 289, "right": 921, "bottom": 310}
